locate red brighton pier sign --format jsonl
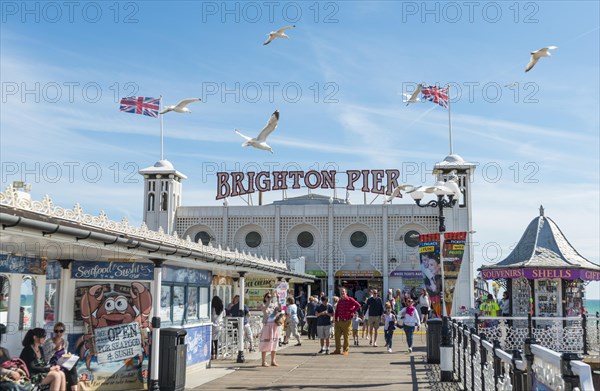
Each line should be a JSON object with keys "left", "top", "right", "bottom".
{"left": 216, "top": 169, "right": 403, "bottom": 200}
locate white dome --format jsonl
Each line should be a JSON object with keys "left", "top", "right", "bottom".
{"left": 153, "top": 160, "right": 174, "bottom": 169}
{"left": 442, "top": 154, "right": 465, "bottom": 164}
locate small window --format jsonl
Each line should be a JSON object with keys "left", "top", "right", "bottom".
{"left": 172, "top": 286, "right": 185, "bottom": 324}
{"left": 297, "top": 231, "right": 314, "bottom": 248}
{"left": 350, "top": 231, "right": 367, "bottom": 248}
{"left": 44, "top": 282, "right": 57, "bottom": 327}
{"left": 404, "top": 230, "right": 420, "bottom": 247}
{"left": 20, "top": 276, "right": 36, "bottom": 330}
{"left": 245, "top": 231, "right": 262, "bottom": 248}
{"left": 160, "top": 285, "right": 171, "bottom": 322}
{"left": 195, "top": 231, "right": 211, "bottom": 246}
{"left": 187, "top": 287, "right": 198, "bottom": 320}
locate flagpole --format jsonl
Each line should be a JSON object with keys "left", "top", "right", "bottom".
{"left": 447, "top": 84, "right": 453, "bottom": 155}
{"left": 159, "top": 95, "right": 164, "bottom": 160}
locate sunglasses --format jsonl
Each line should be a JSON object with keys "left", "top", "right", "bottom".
{"left": 54, "top": 329, "right": 65, "bottom": 333}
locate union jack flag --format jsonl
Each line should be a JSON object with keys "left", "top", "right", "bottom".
{"left": 119, "top": 96, "right": 160, "bottom": 118}
{"left": 421, "top": 85, "right": 449, "bottom": 108}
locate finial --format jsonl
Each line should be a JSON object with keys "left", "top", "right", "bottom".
{"left": 539, "top": 205, "right": 544, "bottom": 216}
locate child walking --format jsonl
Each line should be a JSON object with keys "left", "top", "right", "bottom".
{"left": 352, "top": 312, "right": 360, "bottom": 346}
{"left": 381, "top": 303, "right": 397, "bottom": 353}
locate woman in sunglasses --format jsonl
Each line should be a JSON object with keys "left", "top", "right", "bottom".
{"left": 43, "top": 322, "right": 78, "bottom": 391}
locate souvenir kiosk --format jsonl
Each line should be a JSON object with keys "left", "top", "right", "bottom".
{"left": 478, "top": 206, "right": 600, "bottom": 352}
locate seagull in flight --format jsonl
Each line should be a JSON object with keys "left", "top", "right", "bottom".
{"left": 525, "top": 46, "right": 558, "bottom": 72}
{"left": 160, "top": 98, "right": 201, "bottom": 114}
{"left": 263, "top": 25, "right": 296, "bottom": 45}
{"left": 235, "top": 110, "right": 280, "bottom": 153}
{"left": 403, "top": 84, "right": 423, "bottom": 105}
{"left": 385, "top": 184, "right": 415, "bottom": 203}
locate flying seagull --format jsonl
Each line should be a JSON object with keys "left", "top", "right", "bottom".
{"left": 525, "top": 46, "right": 558, "bottom": 72}
{"left": 235, "top": 110, "right": 279, "bottom": 153}
{"left": 159, "top": 98, "right": 201, "bottom": 114}
{"left": 385, "top": 184, "right": 415, "bottom": 203}
{"left": 263, "top": 25, "right": 296, "bottom": 45}
{"left": 403, "top": 84, "right": 423, "bottom": 105}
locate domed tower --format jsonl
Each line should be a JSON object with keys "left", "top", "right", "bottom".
{"left": 139, "top": 160, "right": 187, "bottom": 234}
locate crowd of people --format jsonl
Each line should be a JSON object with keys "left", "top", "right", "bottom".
{"left": 206, "top": 285, "right": 434, "bottom": 367}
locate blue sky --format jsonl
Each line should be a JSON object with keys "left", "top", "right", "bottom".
{"left": 1, "top": 1, "right": 599, "bottom": 298}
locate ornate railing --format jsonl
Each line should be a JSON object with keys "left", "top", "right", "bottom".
{"left": 449, "top": 319, "right": 596, "bottom": 391}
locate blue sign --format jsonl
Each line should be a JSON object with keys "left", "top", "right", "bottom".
{"left": 163, "top": 266, "right": 211, "bottom": 286}
{"left": 0, "top": 254, "right": 46, "bottom": 275}
{"left": 71, "top": 260, "right": 154, "bottom": 280}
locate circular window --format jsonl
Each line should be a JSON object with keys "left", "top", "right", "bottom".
{"left": 404, "top": 230, "right": 420, "bottom": 247}
{"left": 194, "top": 231, "right": 211, "bottom": 246}
{"left": 297, "top": 231, "right": 314, "bottom": 248}
{"left": 245, "top": 231, "right": 262, "bottom": 248}
{"left": 350, "top": 231, "right": 367, "bottom": 248}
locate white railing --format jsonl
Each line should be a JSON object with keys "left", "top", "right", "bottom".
{"left": 215, "top": 316, "right": 263, "bottom": 360}
{"left": 449, "top": 319, "right": 596, "bottom": 391}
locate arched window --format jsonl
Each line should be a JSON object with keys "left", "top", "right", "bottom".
{"left": 161, "top": 192, "right": 168, "bottom": 211}
{"left": 147, "top": 193, "right": 155, "bottom": 212}
{"left": 19, "top": 276, "right": 36, "bottom": 331}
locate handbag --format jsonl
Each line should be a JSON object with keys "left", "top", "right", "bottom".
{"left": 397, "top": 314, "right": 405, "bottom": 327}
{"left": 274, "top": 313, "right": 286, "bottom": 326}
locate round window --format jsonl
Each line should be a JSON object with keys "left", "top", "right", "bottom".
{"left": 245, "top": 231, "right": 262, "bottom": 248}
{"left": 404, "top": 230, "right": 420, "bottom": 247}
{"left": 297, "top": 231, "right": 314, "bottom": 248}
{"left": 194, "top": 231, "right": 211, "bottom": 246}
{"left": 350, "top": 231, "right": 367, "bottom": 248}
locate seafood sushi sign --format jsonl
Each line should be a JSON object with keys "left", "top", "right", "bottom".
{"left": 94, "top": 322, "right": 142, "bottom": 364}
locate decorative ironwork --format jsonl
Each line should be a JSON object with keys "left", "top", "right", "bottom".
{"left": 0, "top": 184, "right": 288, "bottom": 270}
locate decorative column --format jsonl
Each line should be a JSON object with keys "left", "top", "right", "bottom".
{"left": 237, "top": 272, "right": 247, "bottom": 363}
{"left": 57, "top": 259, "right": 72, "bottom": 325}
{"left": 382, "top": 204, "right": 389, "bottom": 299}
{"left": 149, "top": 258, "right": 165, "bottom": 391}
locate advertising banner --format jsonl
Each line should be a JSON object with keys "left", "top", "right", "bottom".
{"left": 442, "top": 232, "right": 467, "bottom": 316}
{"left": 419, "top": 233, "right": 441, "bottom": 318}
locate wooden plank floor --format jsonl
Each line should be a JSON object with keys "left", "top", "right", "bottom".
{"left": 187, "top": 331, "right": 462, "bottom": 390}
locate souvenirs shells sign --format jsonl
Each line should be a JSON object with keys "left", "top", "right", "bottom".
{"left": 216, "top": 169, "right": 403, "bottom": 199}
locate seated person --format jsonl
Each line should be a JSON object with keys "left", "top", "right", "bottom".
{"left": 19, "top": 328, "right": 66, "bottom": 391}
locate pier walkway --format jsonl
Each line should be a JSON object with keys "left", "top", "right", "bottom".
{"left": 187, "top": 332, "right": 461, "bottom": 390}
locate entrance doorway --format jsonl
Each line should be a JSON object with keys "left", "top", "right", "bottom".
{"left": 336, "top": 278, "right": 383, "bottom": 303}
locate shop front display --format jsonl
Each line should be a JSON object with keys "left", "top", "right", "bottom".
{"left": 70, "top": 260, "right": 154, "bottom": 391}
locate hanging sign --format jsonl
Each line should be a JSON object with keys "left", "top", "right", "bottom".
{"left": 419, "top": 233, "right": 441, "bottom": 318}
{"left": 442, "top": 232, "right": 467, "bottom": 316}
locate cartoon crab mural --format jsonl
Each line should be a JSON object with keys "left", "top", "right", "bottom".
{"left": 75, "top": 282, "right": 152, "bottom": 370}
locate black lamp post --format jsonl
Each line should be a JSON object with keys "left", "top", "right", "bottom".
{"left": 409, "top": 178, "right": 459, "bottom": 382}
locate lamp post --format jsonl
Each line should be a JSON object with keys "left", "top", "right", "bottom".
{"left": 408, "top": 175, "right": 459, "bottom": 382}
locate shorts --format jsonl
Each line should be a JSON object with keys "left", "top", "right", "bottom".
{"left": 367, "top": 317, "right": 381, "bottom": 328}
{"left": 420, "top": 307, "right": 429, "bottom": 315}
{"left": 317, "top": 325, "right": 332, "bottom": 339}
